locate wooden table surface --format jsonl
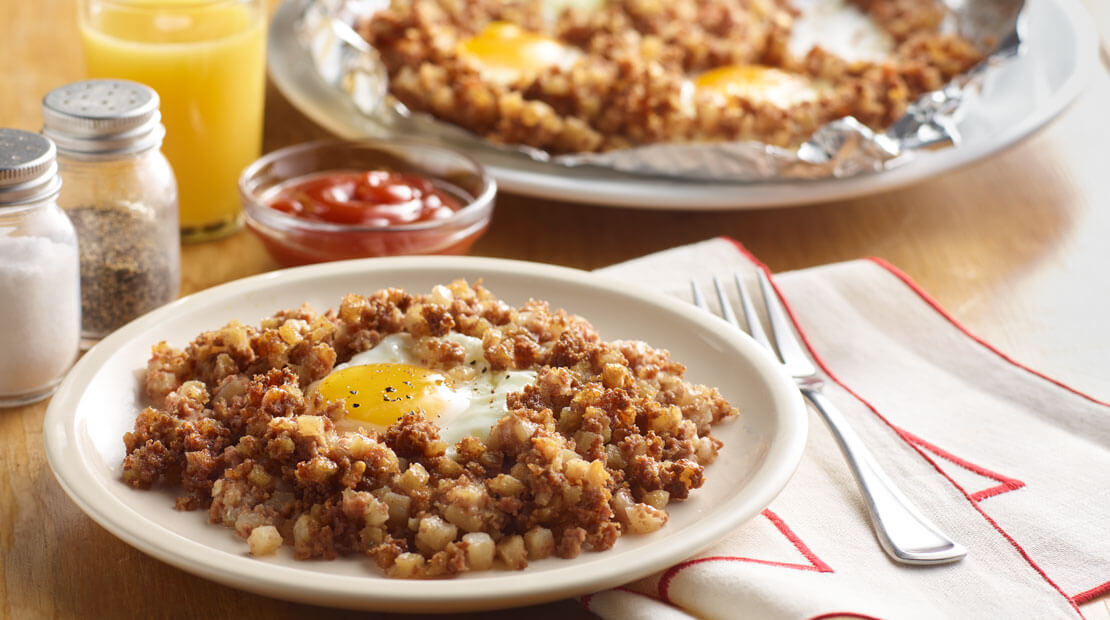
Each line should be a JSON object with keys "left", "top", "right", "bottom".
{"left": 3, "top": 1, "right": 1109, "bottom": 618}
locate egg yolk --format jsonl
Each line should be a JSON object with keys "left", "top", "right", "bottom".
{"left": 317, "top": 363, "right": 449, "bottom": 428}
{"left": 456, "top": 22, "right": 573, "bottom": 83}
{"left": 694, "top": 65, "right": 820, "bottom": 109}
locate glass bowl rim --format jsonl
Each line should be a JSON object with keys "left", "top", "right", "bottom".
{"left": 239, "top": 137, "right": 496, "bottom": 234}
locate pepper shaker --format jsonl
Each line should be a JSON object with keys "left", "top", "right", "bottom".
{"left": 0, "top": 129, "right": 82, "bottom": 406}
{"left": 43, "top": 79, "right": 181, "bottom": 348}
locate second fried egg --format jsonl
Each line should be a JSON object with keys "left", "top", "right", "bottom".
{"left": 694, "top": 65, "right": 824, "bottom": 109}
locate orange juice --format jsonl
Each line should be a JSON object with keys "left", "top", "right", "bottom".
{"left": 80, "top": 0, "right": 266, "bottom": 241}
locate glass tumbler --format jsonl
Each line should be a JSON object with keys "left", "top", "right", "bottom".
{"left": 78, "top": 0, "right": 267, "bottom": 242}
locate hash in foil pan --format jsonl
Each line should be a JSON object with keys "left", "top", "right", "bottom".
{"left": 296, "top": 0, "right": 1024, "bottom": 181}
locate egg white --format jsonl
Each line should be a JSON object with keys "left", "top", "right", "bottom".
{"left": 788, "top": 0, "right": 894, "bottom": 63}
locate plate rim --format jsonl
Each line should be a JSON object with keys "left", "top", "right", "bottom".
{"left": 43, "top": 255, "right": 808, "bottom": 612}
{"left": 266, "top": 0, "right": 1098, "bottom": 209}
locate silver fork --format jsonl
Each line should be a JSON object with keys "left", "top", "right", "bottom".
{"left": 693, "top": 271, "right": 966, "bottom": 565}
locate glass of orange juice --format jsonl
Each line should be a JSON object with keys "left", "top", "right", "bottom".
{"left": 79, "top": 0, "right": 267, "bottom": 242}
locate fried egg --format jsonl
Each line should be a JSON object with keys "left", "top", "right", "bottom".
{"left": 456, "top": 21, "right": 579, "bottom": 84}
{"left": 314, "top": 332, "right": 536, "bottom": 450}
{"left": 694, "top": 65, "right": 823, "bottom": 109}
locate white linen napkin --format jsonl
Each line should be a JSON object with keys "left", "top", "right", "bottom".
{"left": 585, "top": 238, "right": 1110, "bottom": 619}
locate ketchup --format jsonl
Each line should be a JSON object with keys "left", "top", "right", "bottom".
{"left": 267, "top": 170, "right": 463, "bottom": 227}
{"left": 249, "top": 168, "right": 488, "bottom": 267}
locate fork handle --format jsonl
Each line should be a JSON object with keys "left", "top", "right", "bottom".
{"left": 801, "top": 387, "right": 967, "bottom": 565}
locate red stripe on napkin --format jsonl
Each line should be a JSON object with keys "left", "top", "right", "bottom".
{"left": 898, "top": 430, "right": 1026, "bottom": 502}
{"left": 864, "top": 256, "right": 1110, "bottom": 409}
{"left": 657, "top": 509, "right": 833, "bottom": 604}
{"left": 1072, "top": 580, "right": 1110, "bottom": 605}
{"left": 763, "top": 509, "right": 834, "bottom": 573}
{"left": 579, "top": 593, "right": 593, "bottom": 610}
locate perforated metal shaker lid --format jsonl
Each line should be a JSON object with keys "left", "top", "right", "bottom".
{"left": 0, "top": 129, "right": 61, "bottom": 206}
{"left": 42, "top": 79, "right": 165, "bottom": 156}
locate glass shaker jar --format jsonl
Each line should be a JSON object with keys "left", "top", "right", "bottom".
{"left": 43, "top": 79, "right": 181, "bottom": 348}
{"left": 0, "top": 129, "right": 82, "bottom": 406}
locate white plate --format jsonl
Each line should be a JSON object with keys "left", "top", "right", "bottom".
{"left": 44, "top": 256, "right": 808, "bottom": 613}
{"left": 266, "top": 0, "right": 1097, "bottom": 209}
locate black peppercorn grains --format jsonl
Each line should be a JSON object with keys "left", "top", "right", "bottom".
{"left": 67, "top": 205, "right": 175, "bottom": 335}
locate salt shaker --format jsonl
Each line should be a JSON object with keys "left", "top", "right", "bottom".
{"left": 43, "top": 79, "right": 181, "bottom": 348}
{"left": 0, "top": 129, "right": 82, "bottom": 406}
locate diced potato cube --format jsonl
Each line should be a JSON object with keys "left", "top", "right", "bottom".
{"left": 247, "top": 525, "right": 283, "bottom": 556}
{"left": 601, "top": 363, "right": 631, "bottom": 388}
{"left": 496, "top": 535, "right": 528, "bottom": 570}
{"left": 625, "top": 503, "right": 668, "bottom": 534}
{"left": 296, "top": 415, "right": 326, "bottom": 438}
{"left": 611, "top": 489, "right": 634, "bottom": 527}
{"left": 389, "top": 552, "right": 426, "bottom": 578}
{"left": 564, "top": 457, "right": 589, "bottom": 483}
{"left": 382, "top": 491, "right": 411, "bottom": 524}
{"left": 430, "top": 284, "right": 454, "bottom": 306}
{"left": 585, "top": 459, "right": 609, "bottom": 487}
{"left": 463, "top": 532, "right": 495, "bottom": 570}
{"left": 487, "top": 474, "right": 525, "bottom": 496}
{"left": 415, "top": 515, "right": 458, "bottom": 554}
{"left": 524, "top": 527, "right": 554, "bottom": 560}
{"left": 643, "top": 489, "right": 670, "bottom": 510}
{"left": 278, "top": 320, "right": 305, "bottom": 345}
{"left": 247, "top": 464, "right": 272, "bottom": 488}
{"left": 398, "top": 463, "right": 429, "bottom": 492}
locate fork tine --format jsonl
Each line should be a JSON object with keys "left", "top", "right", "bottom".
{"left": 733, "top": 274, "right": 776, "bottom": 356}
{"left": 757, "top": 269, "right": 817, "bottom": 376}
{"left": 712, "top": 276, "right": 741, "bottom": 329}
{"left": 690, "top": 280, "right": 708, "bottom": 311}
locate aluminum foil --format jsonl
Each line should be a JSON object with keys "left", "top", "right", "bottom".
{"left": 296, "top": 0, "right": 1025, "bottom": 182}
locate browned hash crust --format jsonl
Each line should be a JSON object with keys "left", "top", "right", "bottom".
{"left": 122, "top": 280, "right": 737, "bottom": 577}
{"left": 356, "top": 0, "right": 984, "bottom": 154}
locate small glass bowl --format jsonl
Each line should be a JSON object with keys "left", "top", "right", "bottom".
{"left": 239, "top": 138, "right": 495, "bottom": 266}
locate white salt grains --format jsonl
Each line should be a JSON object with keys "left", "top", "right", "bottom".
{"left": 0, "top": 235, "right": 81, "bottom": 401}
